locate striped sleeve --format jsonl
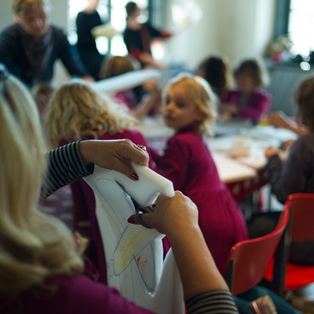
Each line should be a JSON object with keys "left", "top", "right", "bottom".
{"left": 185, "top": 290, "right": 239, "bottom": 314}
{"left": 39, "top": 141, "right": 94, "bottom": 201}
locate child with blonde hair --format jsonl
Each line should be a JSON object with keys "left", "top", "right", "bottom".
{"left": 221, "top": 58, "right": 271, "bottom": 123}
{"left": 45, "top": 79, "right": 153, "bottom": 283}
{"left": 151, "top": 73, "right": 249, "bottom": 273}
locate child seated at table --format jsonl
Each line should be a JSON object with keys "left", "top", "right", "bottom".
{"left": 149, "top": 72, "right": 249, "bottom": 273}
{"left": 44, "top": 79, "right": 154, "bottom": 283}
{"left": 195, "top": 54, "right": 233, "bottom": 101}
{"left": 221, "top": 58, "right": 271, "bottom": 124}
{"left": 100, "top": 55, "right": 161, "bottom": 119}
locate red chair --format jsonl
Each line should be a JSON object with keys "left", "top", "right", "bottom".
{"left": 223, "top": 205, "right": 289, "bottom": 295}
{"left": 265, "top": 193, "right": 314, "bottom": 298}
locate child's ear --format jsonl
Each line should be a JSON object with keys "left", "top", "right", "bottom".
{"left": 195, "top": 108, "right": 206, "bottom": 122}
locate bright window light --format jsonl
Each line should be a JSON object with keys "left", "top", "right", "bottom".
{"left": 289, "top": 0, "right": 314, "bottom": 57}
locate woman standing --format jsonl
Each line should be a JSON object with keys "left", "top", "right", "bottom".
{"left": 0, "top": 0, "right": 93, "bottom": 87}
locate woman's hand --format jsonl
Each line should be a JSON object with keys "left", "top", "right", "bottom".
{"left": 79, "top": 139, "right": 149, "bottom": 180}
{"left": 129, "top": 191, "right": 199, "bottom": 238}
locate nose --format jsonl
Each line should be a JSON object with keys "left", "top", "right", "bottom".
{"left": 33, "top": 17, "right": 44, "bottom": 28}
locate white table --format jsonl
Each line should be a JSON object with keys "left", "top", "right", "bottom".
{"left": 138, "top": 117, "right": 297, "bottom": 188}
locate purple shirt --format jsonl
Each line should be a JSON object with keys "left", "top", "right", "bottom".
{"left": 151, "top": 130, "right": 249, "bottom": 273}
{"left": 222, "top": 87, "right": 271, "bottom": 123}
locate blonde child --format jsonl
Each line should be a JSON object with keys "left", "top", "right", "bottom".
{"left": 150, "top": 73, "right": 249, "bottom": 273}
{"left": 45, "top": 79, "right": 154, "bottom": 283}
{"left": 221, "top": 58, "right": 271, "bottom": 123}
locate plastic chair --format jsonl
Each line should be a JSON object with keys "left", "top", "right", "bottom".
{"left": 223, "top": 204, "right": 289, "bottom": 296}
{"left": 265, "top": 193, "right": 314, "bottom": 298}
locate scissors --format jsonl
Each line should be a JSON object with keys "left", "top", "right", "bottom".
{"left": 116, "top": 181, "right": 155, "bottom": 229}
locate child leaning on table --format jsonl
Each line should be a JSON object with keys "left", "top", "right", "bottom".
{"left": 44, "top": 78, "right": 154, "bottom": 283}
{"left": 149, "top": 72, "right": 249, "bottom": 273}
{"left": 221, "top": 58, "right": 271, "bottom": 124}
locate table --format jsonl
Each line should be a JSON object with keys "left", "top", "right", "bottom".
{"left": 138, "top": 116, "right": 297, "bottom": 202}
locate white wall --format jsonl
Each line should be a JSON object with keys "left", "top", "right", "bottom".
{"left": 0, "top": 0, "right": 276, "bottom": 76}
{"left": 164, "top": 0, "right": 276, "bottom": 68}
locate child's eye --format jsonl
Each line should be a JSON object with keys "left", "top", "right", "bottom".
{"left": 176, "top": 102, "right": 185, "bottom": 108}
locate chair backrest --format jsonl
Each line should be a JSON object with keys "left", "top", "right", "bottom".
{"left": 224, "top": 205, "right": 289, "bottom": 295}
{"left": 288, "top": 193, "right": 314, "bottom": 241}
{"left": 272, "top": 193, "right": 314, "bottom": 297}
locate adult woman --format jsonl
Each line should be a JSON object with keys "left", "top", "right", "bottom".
{"left": 0, "top": 64, "right": 238, "bottom": 313}
{"left": 76, "top": 0, "right": 107, "bottom": 81}
{"left": 0, "top": 0, "right": 92, "bottom": 87}
{"left": 123, "top": 1, "right": 172, "bottom": 69}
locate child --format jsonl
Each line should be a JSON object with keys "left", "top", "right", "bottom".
{"left": 100, "top": 55, "right": 161, "bottom": 119}
{"left": 195, "top": 55, "right": 233, "bottom": 100}
{"left": 44, "top": 78, "right": 154, "bottom": 283}
{"left": 150, "top": 73, "right": 249, "bottom": 273}
{"left": 221, "top": 58, "right": 271, "bottom": 123}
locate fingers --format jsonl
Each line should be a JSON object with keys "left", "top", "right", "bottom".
{"left": 79, "top": 139, "right": 149, "bottom": 180}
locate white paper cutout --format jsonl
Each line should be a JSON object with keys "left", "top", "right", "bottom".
{"left": 84, "top": 163, "right": 184, "bottom": 314}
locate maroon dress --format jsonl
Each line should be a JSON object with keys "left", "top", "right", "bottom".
{"left": 150, "top": 129, "right": 249, "bottom": 273}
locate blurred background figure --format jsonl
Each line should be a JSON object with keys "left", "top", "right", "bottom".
{"left": 123, "top": 1, "right": 172, "bottom": 69}
{"left": 221, "top": 58, "right": 271, "bottom": 124}
{"left": 101, "top": 55, "right": 161, "bottom": 119}
{"left": 0, "top": 0, "right": 93, "bottom": 88}
{"left": 76, "top": 0, "right": 108, "bottom": 81}
{"left": 196, "top": 54, "right": 233, "bottom": 101}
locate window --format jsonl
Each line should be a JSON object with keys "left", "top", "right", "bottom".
{"left": 67, "top": 0, "right": 149, "bottom": 56}
{"left": 288, "top": 0, "right": 314, "bottom": 57}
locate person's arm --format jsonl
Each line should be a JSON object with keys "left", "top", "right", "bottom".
{"left": 40, "top": 139, "right": 148, "bottom": 201}
{"left": 265, "top": 137, "right": 312, "bottom": 204}
{"left": 0, "top": 25, "right": 26, "bottom": 82}
{"left": 268, "top": 111, "right": 309, "bottom": 135}
{"left": 132, "top": 192, "right": 238, "bottom": 313}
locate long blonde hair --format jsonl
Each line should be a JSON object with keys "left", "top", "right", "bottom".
{"left": 162, "top": 72, "right": 218, "bottom": 136}
{"left": 45, "top": 79, "right": 137, "bottom": 149}
{"left": 0, "top": 72, "right": 83, "bottom": 298}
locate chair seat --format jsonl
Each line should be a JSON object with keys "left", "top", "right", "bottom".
{"left": 265, "top": 258, "right": 314, "bottom": 291}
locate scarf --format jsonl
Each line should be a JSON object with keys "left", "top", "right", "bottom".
{"left": 18, "top": 24, "right": 53, "bottom": 72}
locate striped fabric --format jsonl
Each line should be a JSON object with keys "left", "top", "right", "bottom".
{"left": 186, "top": 290, "right": 239, "bottom": 314}
{"left": 40, "top": 141, "right": 93, "bottom": 201}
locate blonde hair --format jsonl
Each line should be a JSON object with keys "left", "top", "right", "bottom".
{"left": 0, "top": 72, "right": 83, "bottom": 298}
{"left": 45, "top": 79, "right": 137, "bottom": 149}
{"left": 11, "top": 0, "right": 50, "bottom": 15}
{"left": 162, "top": 72, "right": 217, "bottom": 136}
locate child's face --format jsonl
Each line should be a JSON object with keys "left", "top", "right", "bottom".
{"left": 236, "top": 74, "right": 256, "bottom": 95}
{"left": 162, "top": 83, "right": 203, "bottom": 132}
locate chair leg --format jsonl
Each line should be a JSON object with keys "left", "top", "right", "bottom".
{"left": 272, "top": 216, "right": 291, "bottom": 298}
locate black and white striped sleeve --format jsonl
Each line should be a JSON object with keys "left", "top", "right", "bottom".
{"left": 39, "top": 141, "right": 94, "bottom": 201}
{"left": 185, "top": 290, "right": 239, "bottom": 314}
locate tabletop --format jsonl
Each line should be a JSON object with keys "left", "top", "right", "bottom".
{"left": 138, "top": 116, "right": 298, "bottom": 202}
